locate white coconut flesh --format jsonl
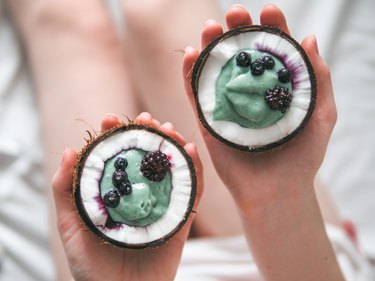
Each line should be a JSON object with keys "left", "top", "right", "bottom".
{"left": 197, "top": 29, "right": 314, "bottom": 148}
{"left": 79, "top": 128, "right": 195, "bottom": 246}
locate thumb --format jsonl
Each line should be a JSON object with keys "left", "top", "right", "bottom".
{"left": 51, "top": 148, "right": 81, "bottom": 240}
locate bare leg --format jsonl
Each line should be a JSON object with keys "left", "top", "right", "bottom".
{"left": 7, "top": 1, "right": 139, "bottom": 279}
{"left": 122, "top": 0, "right": 243, "bottom": 237}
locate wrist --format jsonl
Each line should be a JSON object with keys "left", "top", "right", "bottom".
{"left": 235, "top": 182, "right": 344, "bottom": 281}
{"left": 231, "top": 177, "right": 316, "bottom": 220}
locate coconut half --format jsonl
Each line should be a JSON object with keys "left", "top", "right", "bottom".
{"left": 73, "top": 124, "right": 197, "bottom": 248}
{"left": 192, "top": 25, "right": 317, "bottom": 151}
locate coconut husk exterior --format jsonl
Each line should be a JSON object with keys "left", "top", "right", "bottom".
{"left": 191, "top": 25, "right": 317, "bottom": 152}
{"left": 73, "top": 123, "right": 197, "bottom": 249}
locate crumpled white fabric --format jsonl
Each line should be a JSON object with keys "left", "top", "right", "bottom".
{"left": 1, "top": 0, "right": 374, "bottom": 280}
{"left": 176, "top": 224, "right": 375, "bottom": 281}
{"left": 0, "top": 2, "right": 54, "bottom": 280}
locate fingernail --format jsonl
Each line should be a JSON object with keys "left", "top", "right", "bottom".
{"left": 204, "top": 19, "right": 216, "bottom": 26}
{"left": 139, "top": 112, "right": 152, "bottom": 119}
{"left": 185, "top": 142, "right": 197, "bottom": 151}
{"left": 105, "top": 113, "right": 119, "bottom": 120}
{"left": 184, "top": 46, "right": 195, "bottom": 54}
{"left": 60, "top": 148, "right": 68, "bottom": 167}
{"left": 231, "top": 3, "right": 245, "bottom": 9}
{"left": 162, "top": 122, "right": 174, "bottom": 129}
{"left": 312, "top": 35, "right": 319, "bottom": 54}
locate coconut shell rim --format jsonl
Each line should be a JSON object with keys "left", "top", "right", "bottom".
{"left": 191, "top": 25, "right": 317, "bottom": 152}
{"left": 73, "top": 123, "right": 197, "bottom": 249}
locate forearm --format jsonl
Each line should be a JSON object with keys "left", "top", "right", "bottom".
{"left": 235, "top": 181, "right": 345, "bottom": 281}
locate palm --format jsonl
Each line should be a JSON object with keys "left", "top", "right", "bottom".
{"left": 52, "top": 114, "right": 202, "bottom": 281}
{"left": 61, "top": 222, "right": 185, "bottom": 281}
{"left": 183, "top": 5, "right": 335, "bottom": 202}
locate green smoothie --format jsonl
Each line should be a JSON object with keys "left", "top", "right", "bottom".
{"left": 213, "top": 49, "right": 293, "bottom": 128}
{"left": 100, "top": 149, "right": 172, "bottom": 227}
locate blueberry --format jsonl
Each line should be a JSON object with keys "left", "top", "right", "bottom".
{"left": 114, "top": 157, "right": 128, "bottom": 171}
{"left": 250, "top": 59, "right": 265, "bottom": 76}
{"left": 112, "top": 170, "right": 128, "bottom": 187}
{"left": 261, "top": 56, "right": 275, "bottom": 69}
{"left": 277, "top": 69, "right": 292, "bottom": 83}
{"left": 236, "top": 52, "right": 252, "bottom": 67}
{"left": 103, "top": 189, "right": 120, "bottom": 208}
{"left": 118, "top": 181, "right": 132, "bottom": 196}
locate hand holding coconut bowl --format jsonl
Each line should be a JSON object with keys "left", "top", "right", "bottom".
{"left": 52, "top": 5, "right": 345, "bottom": 281}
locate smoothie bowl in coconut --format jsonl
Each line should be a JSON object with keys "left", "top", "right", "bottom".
{"left": 73, "top": 124, "right": 197, "bottom": 249}
{"left": 192, "top": 25, "right": 317, "bottom": 151}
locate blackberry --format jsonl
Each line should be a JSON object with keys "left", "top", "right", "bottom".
{"left": 117, "top": 181, "right": 132, "bottom": 196}
{"left": 141, "top": 150, "right": 171, "bottom": 182}
{"left": 236, "top": 52, "right": 251, "bottom": 67}
{"left": 277, "top": 69, "right": 292, "bottom": 83}
{"left": 112, "top": 170, "right": 128, "bottom": 187}
{"left": 250, "top": 59, "right": 265, "bottom": 76}
{"left": 114, "top": 157, "right": 128, "bottom": 171}
{"left": 103, "top": 189, "right": 120, "bottom": 208}
{"left": 264, "top": 86, "right": 293, "bottom": 113}
{"left": 261, "top": 56, "right": 275, "bottom": 69}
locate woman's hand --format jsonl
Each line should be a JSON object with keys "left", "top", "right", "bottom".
{"left": 183, "top": 4, "right": 336, "bottom": 209}
{"left": 52, "top": 113, "right": 203, "bottom": 281}
{"left": 182, "top": 5, "right": 344, "bottom": 281}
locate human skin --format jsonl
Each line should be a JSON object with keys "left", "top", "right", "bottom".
{"left": 52, "top": 113, "right": 203, "bottom": 281}
{"left": 6, "top": 1, "right": 344, "bottom": 280}
{"left": 6, "top": 1, "right": 142, "bottom": 279}
{"left": 122, "top": 0, "right": 244, "bottom": 238}
{"left": 6, "top": 2, "right": 241, "bottom": 277}
{"left": 183, "top": 4, "right": 345, "bottom": 281}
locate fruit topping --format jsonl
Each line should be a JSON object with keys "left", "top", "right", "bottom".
{"left": 112, "top": 170, "right": 128, "bottom": 187}
{"left": 277, "top": 69, "right": 292, "bottom": 83}
{"left": 236, "top": 51, "right": 252, "bottom": 67}
{"left": 103, "top": 189, "right": 121, "bottom": 208}
{"left": 250, "top": 59, "right": 265, "bottom": 76}
{"left": 114, "top": 157, "right": 128, "bottom": 171}
{"left": 261, "top": 56, "right": 275, "bottom": 69}
{"left": 264, "top": 86, "right": 293, "bottom": 113}
{"left": 117, "top": 181, "right": 132, "bottom": 196}
{"left": 141, "top": 150, "right": 171, "bottom": 182}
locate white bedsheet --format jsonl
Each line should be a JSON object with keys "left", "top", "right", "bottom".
{"left": 0, "top": 2, "right": 54, "bottom": 281}
{"left": 177, "top": 224, "right": 375, "bottom": 281}
{"left": 0, "top": 0, "right": 374, "bottom": 280}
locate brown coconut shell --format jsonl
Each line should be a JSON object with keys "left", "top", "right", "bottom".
{"left": 191, "top": 25, "right": 317, "bottom": 152}
{"left": 73, "top": 123, "right": 197, "bottom": 249}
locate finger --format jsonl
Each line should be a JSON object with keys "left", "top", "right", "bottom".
{"left": 260, "top": 4, "right": 290, "bottom": 35}
{"left": 159, "top": 122, "right": 187, "bottom": 147}
{"left": 301, "top": 36, "right": 335, "bottom": 110}
{"left": 201, "top": 20, "right": 224, "bottom": 49}
{"left": 134, "top": 112, "right": 161, "bottom": 128}
{"left": 101, "top": 113, "right": 121, "bottom": 132}
{"left": 182, "top": 46, "right": 216, "bottom": 142}
{"left": 51, "top": 148, "right": 82, "bottom": 237}
{"left": 182, "top": 46, "right": 200, "bottom": 107}
{"left": 183, "top": 143, "right": 204, "bottom": 207}
{"left": 226, "top": 4, "right": 253, "bottom": 30}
